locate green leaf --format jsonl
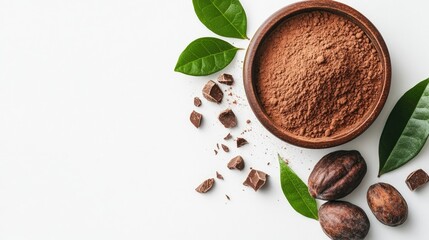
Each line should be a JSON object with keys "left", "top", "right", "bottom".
{"left": 379, "top": 78, "right": 429, "bottom": 176}
{"left": 193, "top": 0, "right": 248, "bottom": 39}
{"left": 174, "top": 37, "right": 239, "bottom": 76}
{"left": 279, "top": 155, "right": 318, "bottom": 220}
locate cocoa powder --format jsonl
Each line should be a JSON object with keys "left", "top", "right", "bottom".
{"left": 256, "top": 11, "right": 383, "bottom": 138}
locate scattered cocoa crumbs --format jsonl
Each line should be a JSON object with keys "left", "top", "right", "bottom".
{"left": 224, "top": 133, "right": 232, "bottom": 140}
{"left": 190, "top": 111, "right": 202, "bottom": 128}
{"left": 221, "top": 144, "right": 230, "bottom": 153}
{"left": 194, "top": 97, "right": 202, "bottom": 107}
{"left": 216, "top": 171, "right": 224, "bottom": 180}
{"left": 189, "top": 73, "right": 260, "bottom": 197}
{"left": 195, "top": 178, "right": 215, "bottom": 193}
{"left": 236, "top": 137, "right": 248, "bottom": 148}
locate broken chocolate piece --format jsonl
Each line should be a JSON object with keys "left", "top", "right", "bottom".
{"left": 216, "top": 143, "right": 220, "bottom": 150}
{"left": 225, "top": 194, "right": 230, "bottom": 200}
{"left": 216, "top": 171, "right": 224, "bottom": 180}
{"left": 224, "top": 133, "right": 232, "bottom": 140}
{"left": 236, "top": 137, "right": 248, "bottom": 147}
{"left": 194, "top": 97, "right": 202, "bottom": 107}
{"left": 243, "top": 169, "right": 268, "bottom": 191}
{"left": 221, "top": 144, "right": 230, "bottom": 153}
{"left": 217, "top": 73, "right": 234, "bottom": 85}
{"left": 195, "top": 178, "right": 215, "bottom": 193}
{"left": 218, "top": 109, "right": 237, "bottom": 128}
{"left": 216, "top": 172, "right": 223, "bottom": 180}
{"left": 202, "top": 80, "right": 223, "bottom": 103}
{"left": 227, "top": 156, "right": 245, "bottom": 170}
{"left": 406, "top": 169, "right": 429, "bottom": 191}
{"left": 190, "top": 111, "right": 202, "bottom": 128}
{"left": 214, "top": 150, "right": 218, "bottom": 155}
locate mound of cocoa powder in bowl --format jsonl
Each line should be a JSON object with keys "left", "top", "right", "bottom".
{"left": 255, "top": 11, "right": 383, "bottom": 139}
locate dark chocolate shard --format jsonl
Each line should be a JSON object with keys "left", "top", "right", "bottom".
{"left": 406, "top": 169, "right": 429, "bottom": 191}
{"left": 227, "top": 156, "right": 245, "bottom": 170}
{"left": 224, "top": 133, "right": 232, "bottom": 140}
{"left": 190, "top": 111, "right": 202, "bottom": 128}
{"left": 217, "top": 73, "right": 234, "bottom": 85}
{"left": 225, "top": 194, "right": 230, "bottom": 200}
{"left": 236, "top": 137, "right": 248, "bottom": 148}
{"left": 202, "top": 80, "right": 223, "bottom": 103}
{"left": 218, "top": 109, "right": 237, "bottom": 128}
{"left": 243, "top": 169, "right": 268, "bottom": 191}
{"left": 194, "top": 97, "right": 202, "bottom": 107}
{"left": 216, "top": 171, "right": 224, "bottom": 180}
{"left": 214, "top": 150, "right": 218, "bottom": 155}
{"left": 195, "top": 178, "right": 215, "bottom": 193}
{"left": 221, "top": 144, "right": 230, "bottom": 153}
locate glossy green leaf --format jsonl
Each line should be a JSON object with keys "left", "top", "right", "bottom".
{"left": 379, "top": 78, "right": 429, "bottom": 176}
{"left": 279, "top": 155, "right": 318, "bottom": 220}
{"left": 174, "top": 37, "right": 239, "bottom": 76}
{"left": 193, "top": 0, "right": 248, "bottom": 39}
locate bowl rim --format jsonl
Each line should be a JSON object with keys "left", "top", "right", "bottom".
{"left": 243, "top": 0, "right": 391, "bottom": 149}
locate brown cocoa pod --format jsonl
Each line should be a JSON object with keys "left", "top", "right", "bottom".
{"left": 367, "top": 182, "right": 408, "bottom": 226}
{"left": 319, "top": 201, "right": 370, "bottom": 240}
{"left": 308, "top": 150, "right": 367, "bottom": 200}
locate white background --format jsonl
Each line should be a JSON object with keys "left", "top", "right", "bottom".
{"left": 0, "top": 0, "right": 428, "bottom": 239}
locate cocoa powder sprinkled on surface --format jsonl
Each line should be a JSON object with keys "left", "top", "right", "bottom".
{"left": 256, "top": 11, "right": 383, "bottom": 138}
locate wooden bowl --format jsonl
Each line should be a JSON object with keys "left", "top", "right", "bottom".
{"left": 243, "top": 0, "right": 391, "bottom": 148}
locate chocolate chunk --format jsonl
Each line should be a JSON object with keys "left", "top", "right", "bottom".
{"left": 236, "top": 137, "right": 248, "bottom": 147}
{"left": 216, "top": 171, "right": 224, "bottom": 180}
{"left": 406, "top": 169, "right": 429, "bottom": 191}
{"left": 214, "top": 150, "right": 218, "bottom": 155}
{"left": 221, "top": 144, "right": 230, "bottom": 153}
{"left": 202, "top": 80, "right": 223, "bottom": 103}
{"left": 190, "top": 111, "right": 202, "bottom": 128}
{"left": 194, "top": 97, "right": 202, "bottom": 107}
{"left": 195, "top": 178, "right": 215, "bottom": 193}
{"left": 224, "top": 133, "right": 232, "bottom": 140}
{"left": 218, "top": 109, "right": 237, "bottom": 128}
{"left": 217, "top": 73, "right": 234, "bottom": 85}
{"left": 243, "top": 169, "right": 268, "bottom": 191}
{"left": 227, "top": 156, "right": 245, "bottom": 170}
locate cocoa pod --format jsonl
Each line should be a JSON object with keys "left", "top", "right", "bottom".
{"left": 308, "top": 150, "right": 367, "bottom": 200}
{"left": 319, "top": 201, "right": 370, "bottom": 240}
{"left": 367, "top": 182, "right": 408, "bottom": 226}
